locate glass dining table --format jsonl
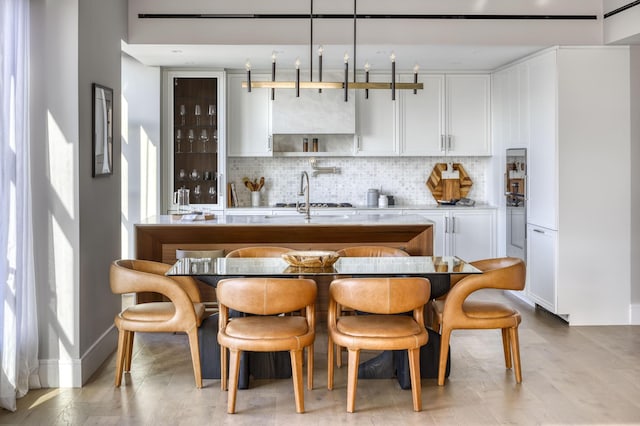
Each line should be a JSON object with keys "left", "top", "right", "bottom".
{"left": 166, "top": 255, "right": 482, "bottom": 299}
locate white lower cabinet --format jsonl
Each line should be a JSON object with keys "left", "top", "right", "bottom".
{"left": 409, "top": 209, "right": 496, "bottom": 260}
{"left": 526, "top": 224, "right": 557, "bottom": 313}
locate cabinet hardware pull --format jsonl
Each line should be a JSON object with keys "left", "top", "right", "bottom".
{"left": 452, "top": 216, "right": 456, "bottom": 233}
{"left": 444, "top": 217, "right": 448, "bottom": 233}
{"left": 440, "top": 135, "right": 445, "bottom": 152}
{"left": 268, "top": 135, "right": 272, "bottom": 151}
{"left": 447, "top": 135, "right": 452, "bottom": 151}
{"left": 533, "top": 229, "right": 544, "bottom": 234}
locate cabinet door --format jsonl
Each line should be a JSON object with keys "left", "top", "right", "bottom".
{"left": 409, "top": 210, "right": 447, "bottom": 257}
{"left": 227, "top": 73, "right": 272, "bottom": 157}
{"left": 401, "top": 74, "right": 445, "bottom": 156}
{"left": 170, "top": 73, "right": 224, "bottom": 209}
{"left": 449, "top": 210, "right": 496, "bottom": 262}
{"left": 445, "top": 74, "right": 491, "bottom": 156}
{"left": 527, "top": 224, "right": 557, "bottom": 313}
{"left": 355, "top": 73, "right": 398, "bottom": 156}
{"left": 527, "top": 51, "right": 558, "bottom": 230}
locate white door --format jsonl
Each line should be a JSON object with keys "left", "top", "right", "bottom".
{"left": 527, "top": 224, "right": 557, "bottom": 313}
{"left": 445, "top": 75, "right": 491, "bottom": 156}
{"left": 449, "top": 210, "right": 496, "bottom": 262}
{"left": 401, "top": 74, "right": 445, "bottom": 156}
{"left": 355, "top": 73, "right": 398, "bottom": 156}
{"left": 527, "top": 51, "right": 558, "bottom": 230}
{"left": 227, "top": 73, "right": 272, "bottom": 157}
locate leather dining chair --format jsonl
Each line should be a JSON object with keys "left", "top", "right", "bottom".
{"left": 225, "top": 246, "right": 291, "bottom": 258}
{"left": 429, "top": 257, "right": 526, "bottom": 386}
{"left": 327, "top": 277, "right": 431, "bottom": 412}
{"left": 216, "top": 277, "right": 317, "bottom": 414}
{"left": 332, "top": 246, "right": 410, "bottom": 368}
{"left": 109, "top": 259, "right": 207, "bottom": 388}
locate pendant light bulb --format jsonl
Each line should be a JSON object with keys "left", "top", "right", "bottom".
{"left": 318, "top": 45, "right": 324, "bottom": 56}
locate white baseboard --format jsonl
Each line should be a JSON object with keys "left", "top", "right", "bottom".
{"left": 631, "top": 304, "right": 640, "bottom": 325}
{"left": 505, "top": 289, "right": 535, "bottom": 307}
{"left": 38, "top": 325, "right": 118, "bottom": 388}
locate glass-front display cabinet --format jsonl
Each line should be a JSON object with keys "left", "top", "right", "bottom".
{"left": 165, "top": 70, "right": 225, "bottom": 211}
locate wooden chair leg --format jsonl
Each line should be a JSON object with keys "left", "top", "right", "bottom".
{"left": 336, "top": 344, "right": 343, "bottom": 368}
{"left": 501, "top": 328, "right": 512, "bottom": 369}
{"left": 220, "top": 345, "right": 228, "bottom": 391}
{"left": 187, "top": 329, "right": 203, "bottom": 389}
{"left": 306, "top": 344, "right": 314, "bottom": 390}
{"left": 227, "top": 349, "right": 241, "bottom": 414}
{"left": 509, "top": 326, "right": 523, "bottom": 383}
{"left": 124, "top": 331, "right": 134, "bottom": 372}
{"left": 438, "top": 327, "right": 452, "bottom": 386}
{"left": 290, "top": 349, "right": 305, "bottom": 413}
{"left": 346, "top": 348, "right": 360, "bottom": 413}
{"left": 114, "top": 329, "right": 127, "bottom": 387}
{"left": 327, "top": 334, "right": 334, "bottom": 390}
{"left": 408, "top": 347, "right": 422, "bottom": 412}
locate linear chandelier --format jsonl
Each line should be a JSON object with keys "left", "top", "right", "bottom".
{"left": 242, "top": 0, "right": 423, "bottom": 102}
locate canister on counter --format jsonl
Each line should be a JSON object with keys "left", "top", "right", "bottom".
{"left": 312, "top": 138, "right": 319, "bottom": 152}
{"left": 367, "top": 188, "right": 379, "bottom": 207}
{"left": 302, "top": 138, "right": 309, "bottom": 152}
{"left": 378, "top": 194, "right": 388, "bottom": 208}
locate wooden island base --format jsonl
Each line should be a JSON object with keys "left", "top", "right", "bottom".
{"left": 135, "top": 220, "right": 434, "bottom": 320}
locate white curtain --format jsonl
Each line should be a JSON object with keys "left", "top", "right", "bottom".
{"left": 0, "top": 0, "right": 39, "bottom": 412}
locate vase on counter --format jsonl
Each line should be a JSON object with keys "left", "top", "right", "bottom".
{"left": 251, "top": 191, "right": 260, "bottom": 207}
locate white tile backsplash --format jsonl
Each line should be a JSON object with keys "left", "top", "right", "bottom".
{"left": 228, "top": 156, "right": 489, "bottom": 207}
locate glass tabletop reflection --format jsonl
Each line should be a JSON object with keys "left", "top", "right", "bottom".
{"left": 166, "top": 256, "right": 482, "bottom": 278}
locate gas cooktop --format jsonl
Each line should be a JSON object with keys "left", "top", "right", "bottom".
{"left": 274, "top": 202, "right": 353, "bottom": 208}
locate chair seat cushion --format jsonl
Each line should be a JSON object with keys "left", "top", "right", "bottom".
{"left": 121, "top": 301, "right": 206, "bottom": 322}
{"left": 431, "top": 299, "right": 517, "bottom": 319}
{"left": 226, "top": 316, "right": 309, "bottom": 339}
{"left": 463, "top": 301, "right": 518, "bottom": 319}
{"left": 337, "top": 315, "right": 422, "bottom": 338}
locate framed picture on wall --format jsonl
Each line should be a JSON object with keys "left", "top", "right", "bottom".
{"left": 92, "top": 83, "right": 113, "bottom": 177}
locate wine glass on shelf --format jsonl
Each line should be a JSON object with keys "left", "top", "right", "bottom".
{"left": 179, "top": 104, "right": 186, "bottom": 125}
{"left": 208, "top": 185, "right": 217, "bottom": 201}
{"left": 200, "top": 128, "right": 209, "bottom": 153}
{"left": 194, "top": 104, "right": 201, "bottom": 126}
{"left": 193, "top": 185, "right": 201, "bottom": 203}
{"left": 175, "top": 129, "right": 182, "bottom": 153}
{"left": 188, "top": 129, "right": 195, "bottom": 153}
{"left": 208, "top": 104, "right": 216, "bottom": 125}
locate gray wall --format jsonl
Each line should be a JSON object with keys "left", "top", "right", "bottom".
{"left": 632, "top": 45, "right": 640, "bottom": 306}
{"left": 30, "top": 0, "right": 126, "bottom": 386}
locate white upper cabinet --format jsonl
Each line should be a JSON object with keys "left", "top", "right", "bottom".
{"left": 227, "top": 73, "right": 272, "bottom": 157}
{"left": 401, "top": 74, "right": 490, "bottom": 156}
{"left": 400, "top": 74, "right": 445, "bottom": 156}
{"left": 355, "top": 73, "right": 399, "bottom": 156}
{"left": 445, "top": 74, "right": 491, "bottom": 156}
{"left": 527, "top": 50, "right": 558, "bottom": 230}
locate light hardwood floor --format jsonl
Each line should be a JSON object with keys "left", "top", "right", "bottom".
{"left": 2, "top": 290, "right": 640, "bottom": 425}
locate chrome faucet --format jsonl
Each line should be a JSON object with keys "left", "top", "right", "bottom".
{"left": 297, "top": 171, "right": 311, "bottom": 220}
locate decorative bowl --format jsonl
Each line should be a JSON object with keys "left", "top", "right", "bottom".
{"left": 281, "top": 250, "right": 340, "bottom": 268}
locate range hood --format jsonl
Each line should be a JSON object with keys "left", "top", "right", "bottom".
{"left": 271, "top": 73, "right": 356, "bottom": 134}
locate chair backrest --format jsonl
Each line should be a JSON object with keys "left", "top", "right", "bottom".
{"left": 216, "top": 278, "right": 317, "bottom": 315}
{"left": 176, "top": 249, "right": 225, "bottom": 259}
{"left": 225, "top": 246, "right": 291, "bottom": 258}
{"left": 110, "top": 259, "right": 201, "bottom": 303}
{"left": 330, "top": 277, "right": 430, "bottom": 315}
{"left": 336, "top": 246, "right": 409, "bottom": 257}
{"left": 444, "top": 257, "right": 526, "bottom": 311}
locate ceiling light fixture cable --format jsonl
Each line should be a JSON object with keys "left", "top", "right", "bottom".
{"left": 242, "top": 0, "right": 423, "bottom": 101}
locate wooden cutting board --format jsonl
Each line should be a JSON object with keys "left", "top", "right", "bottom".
{"left": 426, "top": 163, "right": 473, "bottom": 203}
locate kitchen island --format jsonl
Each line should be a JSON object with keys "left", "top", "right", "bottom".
{"left": 135, "top": 213, "right": 434, "bottom": 304}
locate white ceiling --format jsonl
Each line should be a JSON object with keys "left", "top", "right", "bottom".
{"left": 122, "top": 43, "right": 547, "bottom": 72}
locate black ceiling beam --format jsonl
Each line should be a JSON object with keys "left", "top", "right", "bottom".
{"left": 138, "top": 13, "right": 597, "bottom": 21}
